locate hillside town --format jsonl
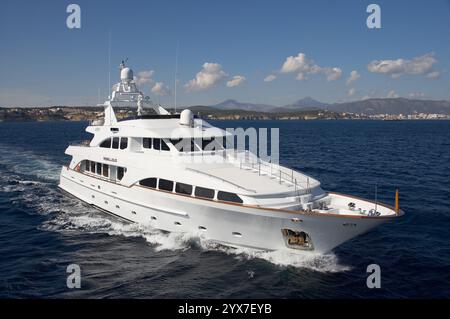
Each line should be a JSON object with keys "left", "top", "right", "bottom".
{"left": 1, "top": 106, "right": 449, "bottom": 122}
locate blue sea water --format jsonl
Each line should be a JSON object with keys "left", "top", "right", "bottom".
{"left": 0, "top": 120, "right": 449, "bottom": 298}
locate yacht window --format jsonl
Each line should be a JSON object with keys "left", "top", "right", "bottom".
{"left": 202, "top": 138, "right": 212, "bottom": 151}
{"left": 85, "top": 160, "right": 90, "bottom": 172}
{"left": 143, "top": 138, "right": 152, "bottom": 149}
{"left": 102, "top": 164, "right": 109, "bottom": 177}
{"left": 170, "top": 138, "right": 182, "bottom": 151}
{"left": 140, "top": 178, "right": 157, "bottom": 188}
{"left": 100, "top": 138, "right": 111, "bottom": 148}
{"left": 195, "top": 186, "right": 215, "bottom": 199}
{"left": 158, "top": 179, "right": 173, "bottom": 192}
{"left": 161, "top": 139, "right": 170, "bottom": 151}
{"left": 217, "top": 191, "right": 243, "bottom": 204}
{"left": 90, "top": 161, "right": 96, "bottom": 172}
{"left": 176, "top": 138, "right": 200, "bottom": 152}
{"left": 112, "top": 137, "right": 120, "bottom": 149}
{"left": 117, "top": 167, "right": 125, "bottom": 180}
{"left": 153, "top": 138, "right": 161, "bottom": 150}
{"left": 96, "top": 163, "right": 102, "bottom": 175}
{"left": 120, "top": 137, "right": 128, "bottom": 150}
{"left": 175, "top": 182, "right": 193, "bottom": 195}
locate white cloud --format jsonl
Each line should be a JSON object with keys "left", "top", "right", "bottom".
{"left": 185, "top": 63, "right": 228, "bottom": 92}
{"left": 408, "top": 91, "right": 424, "bottom": 98}
{"left": 346, "top": 70, "right": 360, "bottom": 86}
{"left": 425, "top": 70, "right": 440, "bottom": 79}
{"left": 135, "top": 70, "right": 155, "bottom": 85}
{"left": 151, "top": 82, "right": 170, "bottom": 96}
{"left": 387, "top": 90, "right": 399, "bottom": 98}
{"left": 367, "top": 53, "right": 439, "bottom": 79}
{"left": 323, "top": 67, "right": 342, "bottom": 82}
{"left": 279, "top": 52, "right": 341, "bottom": 81}
{"left": 226, "top": 75, "right": 246, "bottom": 87}
{"left": 296, "top": 73, "right": 308, "bottom": 81}
{"left": 264, "top": 74, "right": 277, "bottom": 82}
{"left": 347, "top": 88, "right": 356, "bottom": 97}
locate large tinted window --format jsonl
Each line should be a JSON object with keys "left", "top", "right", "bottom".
{"left": 102, "top": 164, "right": 109, "bottom": 177}
{"left": 217, "top": 191, "right": 243, "bottom": 204}
{"left": 143, "top": 138, "right": 152, "bottom": 149}
{"left": 195, "top": 186, "right": 215, "bottom": 199}
{"left": 120, "top": 137, "right": 128, "bottom": 150}
{"left": 175, "top": 183, "right": 193, "bottom": 195}
{"left": 112, "top": 137, "right": 119, "bottom": 149}
{"left": 201, "top": 138, "right": 212, "bottom": 150}
{"left": 85, "top": 160, "right": 90, "bottom": 172}
{"left": 100, "top": 138, "right": 111, "bottom": 148}
{"left": 161, "top": 139, "right": 170, "bottom": 151}
{"left": 153, "top": 138, "right": 161, "bottom": 150}
{"left": 158, "top": 179, "right": 173, "bottom": 192}
{"left": 117, "top": 167, "right": 125, "bottom": 180}
{"left": 140, "top": 178, "right": 157, "bottom": 188}
{"left": 90, "top": 161, "right": 96, "bottom": 172}
{"left": 96, "top": 163, "right": 102, "bottom": 175}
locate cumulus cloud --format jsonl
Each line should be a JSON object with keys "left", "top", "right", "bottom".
{"left": 425, "top": 70, "right": 440, "bottom": 79}
{"left": 226, "top": 75, "right": 246, "bottom": 87}
{"left": 346, "top": 70, "right": 360, "bottom": 86}
{"left": 323, "top": 67, "right": 342, "bottom": 82}
{"left": 135, "top": 70, "right": 155, "bottom": 85}
{"left": 279, "top": 52, "right": 342, "bottom": 81}
{"left": 296, "top": 73, "right": 308, "bottom": 81}
{"left": 367, "top": 53, "right": 439, "bottom": 79}
{"left": 151, "top": 82, "right": 170, "bottom": 96}
{"left": 387, "top": 90, "right": 399, "bottom": 98}
{"left": 264, "top": 74, "right": 277, "bottom": 82}
{"left": 185, "top": 63, "right": 228, "bottom": 92}
{"left": 347, "top": 88, "right": 356, "bottom": 97}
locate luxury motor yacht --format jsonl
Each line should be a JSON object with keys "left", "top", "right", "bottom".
{"left": 59, "top": 62, "right": 403, "bottom": 254}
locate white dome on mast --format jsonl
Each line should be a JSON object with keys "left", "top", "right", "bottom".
{"left": 120, "top": 67, "right": 133, "bottom": 82}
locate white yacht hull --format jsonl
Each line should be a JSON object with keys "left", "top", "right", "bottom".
{"left": 59, "top": 167, "right": 389, "bottom": 254}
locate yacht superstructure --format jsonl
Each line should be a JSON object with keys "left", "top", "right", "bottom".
{"left": 59, "top": 62, "right": 403, "bottom": 254}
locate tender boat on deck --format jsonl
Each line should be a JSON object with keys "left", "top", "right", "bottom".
{"left": 59, "top": 62, "right": 403, "bottom": 254}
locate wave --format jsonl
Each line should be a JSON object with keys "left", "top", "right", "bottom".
{"left": 0, "top": 144, "right": 350, "bottom": 272}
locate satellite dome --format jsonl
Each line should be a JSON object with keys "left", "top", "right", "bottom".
{"left": 120, "top": 67, "right": 133, "bottom": 82}
{"left": 179, "top": 109, "right": 194, "bottom": 127}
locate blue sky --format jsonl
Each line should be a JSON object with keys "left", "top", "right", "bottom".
{"left": 0, "top": 0, "right": 449, "bottom": 107}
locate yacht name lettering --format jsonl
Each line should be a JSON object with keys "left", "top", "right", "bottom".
{"left": 103, "top": 157, "right": 117, "bottom": 162}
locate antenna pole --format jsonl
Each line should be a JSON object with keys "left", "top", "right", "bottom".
{"left": 174, "top": 41, "right": 179, "bottom": 113}
{"left": 108, "top": 31, "right": 111, "bottom": 100}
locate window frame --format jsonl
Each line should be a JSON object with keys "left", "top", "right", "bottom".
{"left": 100, "top": 138, "right": 111, "bottom": 148}
{"left": 112, "top": 137, "right": 120, "bottom": 149}
{"left": 194, "top": 186, "right": 215, "bottom": 199}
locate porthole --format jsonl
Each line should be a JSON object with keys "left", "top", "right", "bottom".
{"left": 174, "top": 221, "right": 181, "bottom": 226}
{"left": 131, "top": 211, "right": 137, "bottom": 215}
{"left": 91, "top": 195, "right": 95, "bottom": 199}
{"left": 232, "top": 232, "right": 242, "bottom": 237}
{"left": 198, "top": 226, "right": 207, "bottom": 231}
{"left": 104, "top": 200, "right": 108, "bottom": 204}
{"left": 151, "top": 216, "right": 157, "bottom": 220}
{"left": 115, "top": 205, "right": 120, "bottom": 209}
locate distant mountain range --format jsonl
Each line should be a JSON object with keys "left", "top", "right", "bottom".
{"left": 208, "top": 97, "right": 450, "bottom": 115}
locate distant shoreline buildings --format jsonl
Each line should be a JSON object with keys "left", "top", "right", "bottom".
{"left": 1, "top": 106, "right": 449, "bottom": 122}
